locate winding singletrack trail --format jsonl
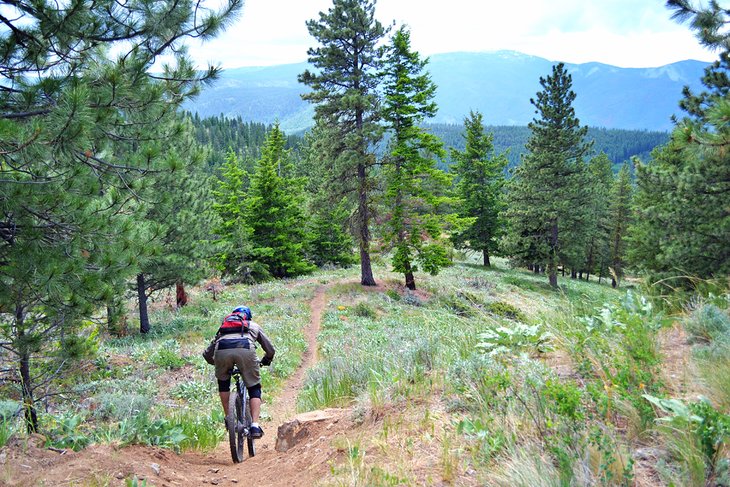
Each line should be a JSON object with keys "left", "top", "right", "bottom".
{"left": 3, "top": 284, "right": 343, "bottom": 487}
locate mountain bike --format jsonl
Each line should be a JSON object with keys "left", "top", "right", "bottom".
{"left": 227, "top": 366, "right": 255, "bottom": 462}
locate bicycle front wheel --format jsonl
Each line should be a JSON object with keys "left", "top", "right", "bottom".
{"left": 227, "top": 391, "right": 244, "bottom": 463}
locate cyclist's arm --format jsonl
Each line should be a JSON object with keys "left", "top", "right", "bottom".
{"left": 257, "top": 329, "right": 276, "bottom": 365}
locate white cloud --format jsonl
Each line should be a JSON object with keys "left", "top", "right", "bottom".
{"left": 184, "top": 0, "right": 718, "bottom": 69}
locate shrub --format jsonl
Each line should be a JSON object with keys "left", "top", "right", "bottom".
{"left": 385, "top": 289, "right": 401, "bottom": 301}
{"left": 402, "top": 292, "right": 423, "bottom": 307}
{"left": 93, "top": 392, "right": 153, "bottom": 421}
{"left": 685, "top": 304, "right": 730, "bottom": 344}
{"left": 170, "top": 380, "right": 213, "bottom": 403}
{"left": 487, "top": 301, "right": 527, "bottom": 322}
{"left": 439, "top": 293, "right": 475, "bottom": 317}
{"left": 150, "top": 340, "right": 187, "bottom": 369}
{"left": 352, "top": 302, "right": 377, "bottom": 319}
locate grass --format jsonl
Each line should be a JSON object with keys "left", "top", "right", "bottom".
{"left": 3, "top": 257, "right": 728, "bottom": 486}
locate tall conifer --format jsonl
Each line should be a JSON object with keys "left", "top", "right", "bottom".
{"left": 381, "top": 26, "right": 454, "bottom": 290}
{"left": 451, "top": 111, "right": 508, "bottom": 267}
{"left": 246, "top": 124, "right": 314, "bottom": 279}
{"left": 505, "top": 63, "right": 592, "bottom": 288}
{"left": 629, "top": 1, "right": 729, "bottom": 283}
{"left": 299, "top": 0, "right": 388, "bottom": 286}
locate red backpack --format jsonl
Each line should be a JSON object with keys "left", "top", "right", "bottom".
{"left": 219, "top": 312, "right": 250, "bottom": 335}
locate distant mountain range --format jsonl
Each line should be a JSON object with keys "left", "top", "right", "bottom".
{"left": 186, "top": 50, "right": 710, "bottom": 133}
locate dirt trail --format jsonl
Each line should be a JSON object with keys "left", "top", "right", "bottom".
{"left": 2, "top": 284, "right": 344, "bottom": 487}
{"left": 257, "top": 284, "right": 325, "bottom": 451}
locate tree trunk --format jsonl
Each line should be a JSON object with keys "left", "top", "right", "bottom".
{"left": 176, "top": 280, "right": 188, "bottom": 308}
{"left": 533, "top": 265, "right": 540, "bottom": 274}
{"left": 137, "top": 273, "right": 150, "bottom": 334}
{"left": 548, "top": 221, "right": 559, "bottom": 288}
{"left": 20, "top": 350, "right": 38, "bottom": 433}
{"left": 571, "top": 269, "right": 577, "bottom": 279}
{"left": 357, "top": 161, "right": 375, "bottom": 286}
{"left": 404, "top": 264, "right": 416, "bottom": 291}
{"left": 612, "top": 277, "right": 618, "bottom": 288}
{"left": 483, "top": 250, "right": 491, "bottom": 267}
{"left": 16, "top": 305, "right": 38, "bottom": 433}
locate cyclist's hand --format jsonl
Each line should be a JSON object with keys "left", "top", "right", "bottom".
{"left": 260, "top": 356, "right": 272, "bottom": 367}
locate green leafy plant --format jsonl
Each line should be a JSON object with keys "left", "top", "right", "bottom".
{"left": 645, "top": 395, "right": 730, "bottom": 485}
{"left": 477, "top": 323, "right": 552, "bottom": 356}
{"left": 126, "top": 475, "right": 147, "bottom": 487}
{"left": 150, "top": 340, "right": 187, "bottom": 369}
{"left": 45, "top": 412, "right": 92, "bottom": 451}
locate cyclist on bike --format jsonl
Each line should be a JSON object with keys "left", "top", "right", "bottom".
{"left": 212, "top": 305, "right": 275, "bottom": 438}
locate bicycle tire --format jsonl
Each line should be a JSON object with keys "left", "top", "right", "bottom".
{"left": 227, "top": 389, "right": 244, "bottom": 463}
{"left": 245, "top": 393, "right": 255, "bottom": 457}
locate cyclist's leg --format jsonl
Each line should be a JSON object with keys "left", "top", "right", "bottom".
{"left": 214, "top": 349, "right": 237, "bottom": 416}
{"left": 248, "top": 383, "right": 262, "bottom": 423}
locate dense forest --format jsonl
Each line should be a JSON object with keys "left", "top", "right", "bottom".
{"left": 190, "top": 114, "right": 669, "bottom": 171}
{"left": 1, "top": 0, "right": 729, "bottom": 484}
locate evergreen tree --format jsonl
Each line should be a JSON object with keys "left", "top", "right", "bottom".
{"left": 135, "top": 134, "right": 217, "bottom": 332}
{"left": 299, "top": 0, "right": 388, "bottom": 286}
{"left": 505, "top": 63, "right": 592, "bottom": 288}
{"left": 0, "top": 0, "right": 240, "bottom": 432}
{"left": 582, "top": 153, "right": 614, "bottom": 282}
{"left": 212, "top": 149, "right": 256, "bottom": 281}
{"left": 246, "top": 124, "right": 315, "bottom": 279}
{"left": 628, "top": 1, "right": 729, "bottom": 283}
{"left": 381, "top": 26, "right": 454, "bottom": 290}
{"left": 299, "top": 125, "right": 356, "bottom": 267}
{"left": 607, "top": 163, "right": 633, "bottom": 288}
{"left": 451, "top": 111, "right": 508, "bottom": 267}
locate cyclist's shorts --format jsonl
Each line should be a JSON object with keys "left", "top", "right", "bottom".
{"left": 214, "top": 345, "right": 260, "bottom": 387}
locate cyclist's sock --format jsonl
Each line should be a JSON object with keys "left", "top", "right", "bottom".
{"left": 251, "top": 422, "right": 260, "bottom": 428}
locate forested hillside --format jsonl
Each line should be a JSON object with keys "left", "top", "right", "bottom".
{"left": 1, "top": 0, "right": 728, "bottom": 486}
{"left": 190, "top": 114, "right": 668, "bottom": 170}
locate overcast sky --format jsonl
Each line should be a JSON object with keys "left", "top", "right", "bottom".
{"left": 187, "top": 0, "right": 718, "bottom": 69}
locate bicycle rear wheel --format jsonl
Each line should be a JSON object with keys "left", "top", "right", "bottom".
{"left": 227, "top": 390, "right": 244, "bottom": 463}
{"left": 245, "top": 394, "right": 255, "bottom": 457}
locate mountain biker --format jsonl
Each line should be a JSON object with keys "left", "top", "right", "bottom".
{"left": 212, "top": 305, "right": 275, "bottom": 438}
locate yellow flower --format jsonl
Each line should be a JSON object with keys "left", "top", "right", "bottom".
{"left": 337, "top": 305, "right": 346, "bottom": 311}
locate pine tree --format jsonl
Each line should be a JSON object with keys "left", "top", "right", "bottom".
{"left": 299, "top": 0, "right": 388, "bottom": 286}
{"left": 628, "top": 1, "right": 729, "bottom": 284}
{"left": 381, "top": 26, "right": 454, "bottom": 290}
{"left": 451, "top": 111, "right": 508, "bottom": 267}
{"left": 505, "top": 63, "right": 592, "bottom": 288}
{"left": 135, "top": 135, "right": 217, "bottom": 332}
{"left": 299, "top": 125, "right": 356, "bottom": 267}
{"left": 582, "top": 153, "right": 614, "bottom": 282}
{"left": 607, "top": 163, "right": 633, "bottom": 288}
{"left": 246, "top": 124, "right": 315, "bottom": 279}
{"left": 212, "top": 149, "right": 256, "bottom": 281}
{"left": 0, "top": 0, "right": 241, "bottom": 432}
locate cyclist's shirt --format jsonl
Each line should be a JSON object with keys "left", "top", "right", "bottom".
{"left": 216, "top": 319, "right": 275, "bottom": 362}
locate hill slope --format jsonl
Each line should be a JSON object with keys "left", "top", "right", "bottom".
{"left": 185, "top": 50, "right": 709, "bottom": 132}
